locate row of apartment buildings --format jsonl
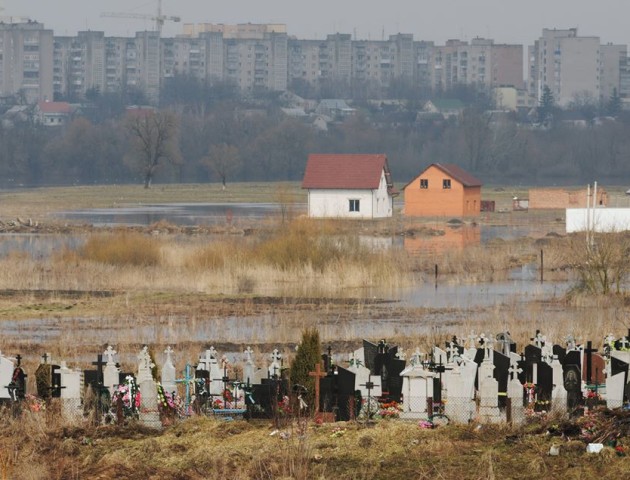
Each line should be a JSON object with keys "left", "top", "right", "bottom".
{"left": 0, "top": 21, "right": 627, "bottom": 108}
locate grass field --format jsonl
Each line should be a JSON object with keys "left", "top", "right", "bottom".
{"left": 1, "top": 183, "right": 630, "bottom": 479}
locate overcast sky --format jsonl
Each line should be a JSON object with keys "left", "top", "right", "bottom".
{"left": 6, "top": 0, "right": 630, "bottom": 46}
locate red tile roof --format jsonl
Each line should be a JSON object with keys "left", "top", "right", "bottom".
{"left": 435, "top": 163, "right": 482, "bottom": 187}
{"left": 37, "top": 101, "right": 72, "bottom": 114}
{"left": 302, "top": 154, "right": 391, "bottom": 190}
{"left": 403, "top": 163, "right": 482, "bottom": 189}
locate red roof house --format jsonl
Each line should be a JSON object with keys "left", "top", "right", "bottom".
{"left": 302, "top": 154, "right": 397, "bottom": 218}
{"left": 403, "top": 163, "right": 483, "bottom": 217}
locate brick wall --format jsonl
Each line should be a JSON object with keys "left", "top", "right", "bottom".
{"left": 529, "top": 188, "right": 607, "bottom": 209}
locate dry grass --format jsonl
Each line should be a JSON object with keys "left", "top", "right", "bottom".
{"left": 1, "top": 410, "right": 629, "bottom": 480}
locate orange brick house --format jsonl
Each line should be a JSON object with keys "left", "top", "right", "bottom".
{"left": 403, "top": 163, "right": 482, "bottom": 217}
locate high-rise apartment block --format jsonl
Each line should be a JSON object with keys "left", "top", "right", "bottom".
{"left": 2, "top": 21, "right": 630, "bottom": 109}
{"left": 528, "top": 28, "right": 627, "bottom": 107}
{"left": 0, "top": 21, "right": 53, "bottom": 103}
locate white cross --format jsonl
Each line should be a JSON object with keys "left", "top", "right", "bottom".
{"left": 164, "top": 346, "right": 174, "bottom": 364}
{"left": 198, "top": 349, "right": 216, "bottom": 371}
{"left": 221, "top": 354, "right": 229, "bottom": 369}
{"left": 565, "top": 335, "right": 577, "bottom": 350}
{"left": 138, "top": 346, "right": 154, "bottom": 371}
{"left": 534, "top": 332, "right": 546, "bottom": 348}
{"left": 410, "top": 348, "right": 423, "bottom": 367}
{"left": 244, "top": 346, "right": 255, "bottom": 364}
{"left": 484, "top": 337, "right": 495, "bottom": 363}
{"left": 104, "top": 345, "right": 117, "bottom": 365}
{"left": 509, "top": 362, "right": 522, "bottom": 381}
{"left": 619, "top": 337, "right": 630, "bottom": 350}
{"left": 446, "top": 343, "right": 460, "bottom": 362}
{"left": 270, "top": 349, "right": 282, "bottom": 363}
{"left": 396, "top": 349, "right": 406, "bottom": 361}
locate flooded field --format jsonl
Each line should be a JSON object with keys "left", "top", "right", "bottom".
{"left": 1, "top": 196, "right": 611, "bottom": 376}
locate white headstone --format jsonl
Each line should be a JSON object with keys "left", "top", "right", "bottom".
{"left": 443, "top": 357, "right": 478, "bottom": 423}
{"left": 137, "top": 347, "right": 161, "bottom": 429}
{"left": 0, "top": 354, "right": 14, "bottom": 399}
{"left": 58, "top": 361, "right": 84, "bottom": 421}
{"left": 399, "top": 362, "right": 435, "bottom": 419}
{"left": 161, "top": 346, "right": 176, "bottom": 394}
{"left": 550, "top": 355, "right": 567, "bottom": 412}
{"left": 478, "top": 357, "right": 502, "bottom": 423}
{"left": 507, "top": 359, "right": 525, "bottom": 423}
{"left": 103, "top": 345, "right": 120, "bottom": 395}
{"left": 243, "top": 347, "right": 256, "bottom": 385}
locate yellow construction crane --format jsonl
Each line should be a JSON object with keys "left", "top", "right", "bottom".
{"left": 101, "top": 0, "right": 180, "bottom": 36}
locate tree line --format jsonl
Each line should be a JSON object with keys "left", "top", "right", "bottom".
{"left": 2, "top": 80, "right": 630, "bottom": 188}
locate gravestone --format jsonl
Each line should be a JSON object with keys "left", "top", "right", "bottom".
{"left": 267, "top": 349, "right": 283, "bottom": 380}
{"left": 400, "top": 360, "right": 435, "bottom": 419}
{"left": 348, "top": 351, "right": 382, "bottom": 399}
{"left": 137, "top": 346, "right": 161, "bottom": 429}
{"left": 0, "top": 353, "right": 14, "bottom": 400}
{"left": 320, "top": 366, "right": 356, "bottom": 421}
{"left": 563, "top": 364, "right": 582, "bottom": 410}
{"left": 161, "top": 346, "right": 176, "bottom": 394}
{"left": 9, "top": 355, "right": 27, "bottom": 400}
{"left": 507, "top": 358, "right": 524, "bottom": 423}
{"left": 58, "top": 361, "right": 83, "bottom": 421}
{"left": 607, "top": 350, "right": 630, "bottom": 408}
{"left": 496, "top": 332, "right": 516, "bottom": 356}
{"left": 197, "top": 347, "right": 222, "bottom": 396}
{"left": 477, "top": 349, "right": 502, "bottom": 423}
{"left": 443, "top": 356, "right": 477, "bottom": 423}
{"left": 550, "top": 355, "right": 567, "bottom": 412}
{"left": 36, "top": 353, "right": 62, "bottom": 399}
{"left": 243, "top": 347, "right": 257, "bottom": 385}
{"left": 103, "top": 345, "right": 120, "bottom": 395}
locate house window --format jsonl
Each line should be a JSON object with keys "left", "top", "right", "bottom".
{"left": 420, "top": 179, "right": 428, "bottom": 189}
{"left": 443, "top": 179, "right": 451, "bottom": 189}
{"left": 349, "top": 199, "right": 360, "bottom": 212}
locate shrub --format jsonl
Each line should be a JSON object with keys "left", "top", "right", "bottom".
{"left": 79, "top": 232, "right": 162, "bottom": 266}
{"left": 290, "top": 328, "right": 321, "bottom": 410}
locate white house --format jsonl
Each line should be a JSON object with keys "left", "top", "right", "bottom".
{"left": 301, "top": 153, "right": 397, "bottom": 219}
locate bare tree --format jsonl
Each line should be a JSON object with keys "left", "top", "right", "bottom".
{"left": 202, "top": 143, "right": 241, "bottom": 189}
{"left": 126, "top": 110, "right": 180, "bottom": 188}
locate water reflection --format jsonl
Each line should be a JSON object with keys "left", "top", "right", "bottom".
{"left": 0, "top": 234, "right": 85, "bottom": 258}
{"left": 404, "top": 225, "right": 481, "bottom": 255}
{"left": 56, "top": 203, "right": 306, "bottom": 227}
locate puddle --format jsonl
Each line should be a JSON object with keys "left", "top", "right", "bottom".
{"left": 55, "top": 203, "right": 307, "bottom": 227}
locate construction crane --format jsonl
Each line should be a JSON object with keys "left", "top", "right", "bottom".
{"left": 101, "top": 0, "right": 180, "bottom": 36}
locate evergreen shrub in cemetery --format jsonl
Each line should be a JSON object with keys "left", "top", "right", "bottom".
{"left": 290, "top": 328, "right": 321, "bottom": 410}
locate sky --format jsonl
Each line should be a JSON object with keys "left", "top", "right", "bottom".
{"left": 5, "top": 0, "right": 630, "bottom": 46}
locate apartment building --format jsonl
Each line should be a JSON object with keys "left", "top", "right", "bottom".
{"left": 430, "top": 38, "right": 523, "bottom": 92}
{"left": 529, "top": 28, "right": 601, "bottom": 106}
{"left": 0, "top": 21, "right": 53, "bottom": 103}
{"left": 600, "top": 43, "right": 627, "bottom": 101}
{"left": 53, "top": 31, "right": 105, "bottom": 100}
{"left": 181, "top": 23, "right": 288, "bottom": 93}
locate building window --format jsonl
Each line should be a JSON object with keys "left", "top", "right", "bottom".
{"left": 349, "top": 199, "right": 360, "bottom": 212}
{"left": 443, "top": 179, "right": 451, "bottom": 189}
{"left": 420, "top": 179, "right": 428, "bottom": 189}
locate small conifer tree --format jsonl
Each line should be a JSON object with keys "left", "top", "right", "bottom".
{"left": 290, "top": 328, "right": 321, "bottom": 409}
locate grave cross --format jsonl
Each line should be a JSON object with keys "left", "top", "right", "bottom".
{"left": 532, "top": 330, "right": 546, "bottom": 348}
{"left": 104, "top": 346, "right": 117, "bottom": 365}
{"left": 175, "top": 364, "right": 194, "bottom": 416}
{"left": 41, "top": 353, "right": 51, "bottom": 364}
{"left": 308, "top": 362, "right": 327, "bottom": 414}
{"left": 213, "top": 363, "right": 234, "bottom": 407}
{"left": 359, "top": 373, "right": 380, "bottom": 421}
{"left": 619, "top": 332, "right": 630, "bottom": 350}
{"left": 565, "top": 334, "right": 577, "bottom": 350}
{"left": 446, "top": 343, "right": 459, "bottom": 363}
{"left": 508, "top": 362, "right": 522, "bottom": 381}
{"left": 244, "top": 346, "right": 254, "bottom": 364}
{"left": 15, "top": 354, "right": 22, "bottom": 367}
{"left": 584, "top": 341, "right": 598, "bottom": 385}
{"left": 396, "top": 348, "right": 407, "bottom": 361}
{"left": 92, "top": 354, "right": 106, "bottom": 385}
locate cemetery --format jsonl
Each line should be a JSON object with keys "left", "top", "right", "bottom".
{"left": 2, "top": 186, "right": 630, "bottom": 477}
{"left": 1, "top": 329, "right": 630, "bottom": 478}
